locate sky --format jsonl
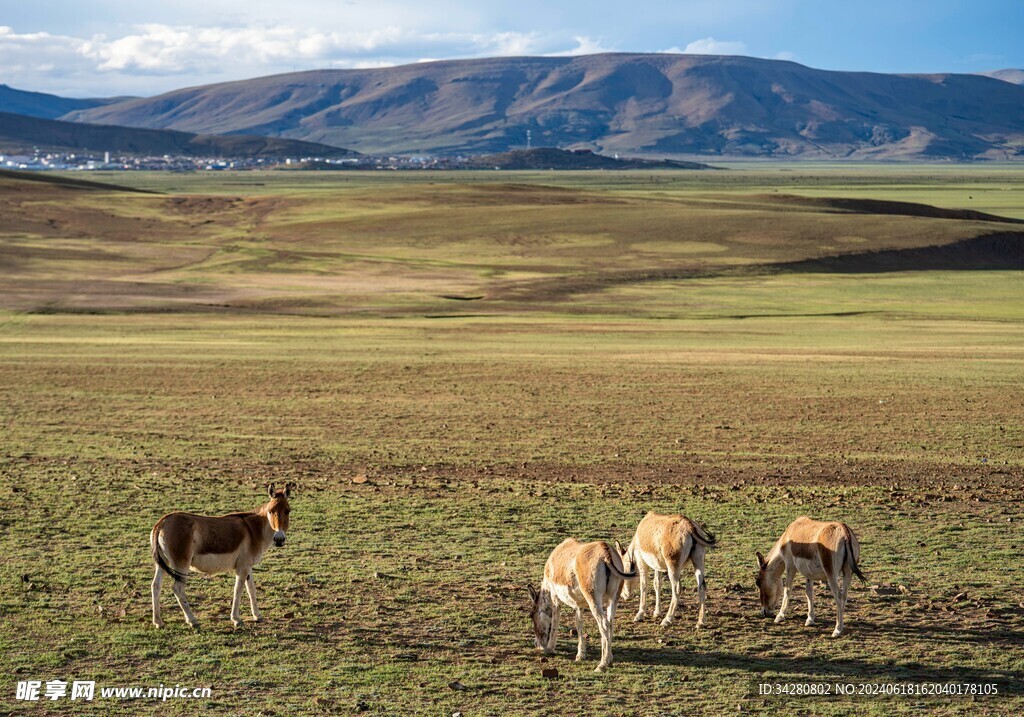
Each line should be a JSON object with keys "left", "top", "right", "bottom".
{"left": 1, "top": 0, "right": 1022, "bottom": 97}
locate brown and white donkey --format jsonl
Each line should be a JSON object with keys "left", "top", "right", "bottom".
{"left": 151, "top": 484, "right": 292, "bottom": 629}
{"left": 529, "top": 538, "right": 636, "bottom": 672}
{"left": 616, "top": 511, "right": 717, "bottom": 628}
{"left": 756, "top": 516, "right": 866, "bottom": 637}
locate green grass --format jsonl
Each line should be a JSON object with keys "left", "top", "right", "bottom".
{"left": 2, "top": 461, "right": 1021, "bottom": 715}
{"left": 1, "top": 166, "right": 1023, "bottom": 714}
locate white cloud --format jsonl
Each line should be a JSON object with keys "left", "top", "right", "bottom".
{"left": 676, "top": 37, "right": 749, "bottom": 55}
{"left": 0, "top": 22, "right": 799, "bottom": 98}
{"left": 661, "top": 38, "right": 750, "bottom": 56}
{"left": 0, "top": 23, "right": 602, "bottom": 96}
{"left": 774, "top": 51, "right": 800, "bottom": 63}
{"left": 545, "top": 36, "right": 615, "bottom": 57}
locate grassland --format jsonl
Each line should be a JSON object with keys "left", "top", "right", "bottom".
{"left": 1, "top": 166, "right": 1022, "bottom": 715}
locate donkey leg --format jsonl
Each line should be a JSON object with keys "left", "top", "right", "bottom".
{"left": 660, "top": 562, "right": 681, "bottom": 627}
{"left": 245, "top": 572, "right": 262, "bottom": 622}
{"left": 842, "top": 570, "right": 852, "bottom": 615}
{"left": 230, "top": 572, "right": 246, "bottom": 627}
{"left": 575, "top": 609, "right": 586, "bottom": 662}
{"left": 151, "top": 566, "right": 164, "bottom": 628}
{"left": 633, "top": 562, "right": 647, "bottom": 622}
{"left": 804, "top": 578, "right": 816, "bottom": 625}
{"left": 652, "top": 570, "right": 662, "bottom": 619}
{"left": 605, "top": 590, "right": 618, "bottom": 635}
{"left": 836, "top": 569, "right": 852, "bottom": 635}
{"left": 546, "top": 603, "right": 560, "bottom": 654}
{"left": 826, "top": 574, "right": 843, "bottom": 637}
{"left": 588, "top": 594, "right": 612, "bottom": 672}
{"left": 692, "top": 548, "right": 708, "bottom": 628}
{"left": 774, "top": 564, "right": 796, "bottom": 623}
{"left": 171, "top": 580, "right": 199, "bottom": 629}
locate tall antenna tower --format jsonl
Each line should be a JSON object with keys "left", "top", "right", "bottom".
{"left": 526, "top": 129, "right": 532, "bottom": 150}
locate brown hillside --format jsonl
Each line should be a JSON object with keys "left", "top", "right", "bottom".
{"left": 0, "top": 112, "right": 358, "bottom": 159}
{"left": 62, "top": 53, "right": 1024, "bottom": 159}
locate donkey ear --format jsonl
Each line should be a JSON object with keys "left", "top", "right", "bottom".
{"left": 284, "top": 483, "right": 292, "bottom": 498}
{"left": 268, "top": 483, "right": 276, "bottom": 498}
{"left": 614, "top": 540, "right": 624, "bottom": 554}
{"left": 756, "top": 551, "right": 766, "bottom": 568}
{"left": 527, "top": 584, "right": 539, "bottom": 603}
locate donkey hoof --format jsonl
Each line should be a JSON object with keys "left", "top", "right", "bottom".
{"left": 695, "top": 621, "right": 706, "bottom": 630}
{"left": 773, "top": 614, "right": 785, "bottom": 624}
{"left": 187, "top": 621, "right": 200, "bottom": 631}
{"left": 152, "top": 621, "right": 163, "bottom": 629}
{"left": 659, "top": 618, "right": 673, "bottom": 628}
{"left": 831, "top": 628, "right": 842, "bottom": 638}
{"left": 594, "top": 663, "right": 609, "bottom": 673}
{"left": 232, "top": 620, "right": 242, "bottom": 628}
{"left": 575, "top": 653, "right": 586, "bottom": 663}
{"left": 633, "top": 614, "right": 644, "bottom": 623}
{"left": 252, "top": 616, "right": 263, "bottom": 623}
{"left": 805, "top": 618, "right": 816, "bottom": 627}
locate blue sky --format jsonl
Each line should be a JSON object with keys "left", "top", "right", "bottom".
{"left": 1, "top": 0, "right": 1021, "bottom": 97}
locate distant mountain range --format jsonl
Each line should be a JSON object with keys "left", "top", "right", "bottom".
{"left": 4, "top": 55, "right": 1024, "bottom": 160}
{"left": 0, "top": 84, "right": 127, "bottom": 120}
{"left": 54, "top": 54, "right": 1024, "bottom": 160}
{"left": 0, "top": 112, "right": 358, "bottom": 159}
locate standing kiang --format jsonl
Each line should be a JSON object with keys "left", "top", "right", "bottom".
{"left": 529, "top": 538, "right": 636, "bottom": 672}
{"left": 616, "top": 511, "right": 717, "bottom": 628}
{"left": 756, "top": 516, "right": 866, "bottom": 637}
{"left": 151, "top": 484, "right": 293, "bottom": 629}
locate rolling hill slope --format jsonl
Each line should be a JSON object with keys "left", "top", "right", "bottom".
{"left": 0, "top": 84, "right": 124, "bottom": 119}
{"left": 62, "top": 53, "right": 1024, "bottom": 159}
{"left": 0, "top": 112, "right": 357, "bottom": 158}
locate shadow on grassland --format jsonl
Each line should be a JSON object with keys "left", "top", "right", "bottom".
{"left": 488, "top": 232, "right": 1024, "bottom": 304}
{"left": 776, "top": 232, "right": 1024, "bottom": 274}
{"left": 758, "top": 194, "right": 1024, "bottom": 226}
{"left": 614, "top": 614, "right": 1024, "bottom": 693}
{"left": 614, "top": 645, "right": 1023, "bottom": 693}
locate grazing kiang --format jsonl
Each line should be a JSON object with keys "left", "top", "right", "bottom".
{"left": 151, "top": 484, "right": 293, "bottom": 629}
{"left": 529, "top": 538, "right": 636, "bottom": 672}
{"left": 615, "top": 511, "right": 717, "bottom": 628}
{"left": 756, "top": 516, "right": 866, "bottom": 637}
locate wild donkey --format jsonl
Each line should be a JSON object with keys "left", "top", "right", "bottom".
{"left": 756, "top": 516, "right": 865, "bottom": 637}
{"left": 615, "top": 511, "right": 717, "bottom": 628}
{"left": 151, "top": 484, "right": 292, "bottom": 629}
{"left": 529, "top": 538, "right": 636, "bottom": 672}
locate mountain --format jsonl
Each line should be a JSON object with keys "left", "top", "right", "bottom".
{"left": 982, "top": 69, "right": 1024, "bottom": 85}
{"left": 62, "top": 53, "right": 1024, "bottom": 159}
{"left": 0, "top": 112, "right": 358, "bottom": 158}
{"left": 0, "top": 84, "right": 126, "bottom": 119}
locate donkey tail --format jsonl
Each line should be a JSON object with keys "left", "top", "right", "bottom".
{"left": 841, "top": 524, "right": 867, "bottom": 582}
{"left": 606, "top": 559, "right": 637, "bottom": 581}
{"left": 689, "top": 519, "right": 718, "bottom": 548}
{"left": 151, "top": 524, "right": 189, "bottom": 583}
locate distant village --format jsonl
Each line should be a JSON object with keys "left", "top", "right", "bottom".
{"left": 0, "top": 149, "right": 499, "bottom": 172}
{"left": 0, "top": 150, "right": 452, "bottom": 173}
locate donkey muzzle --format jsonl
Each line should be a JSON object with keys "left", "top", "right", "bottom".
{"left": 274, "top": 531, "right": 286, "bottom": 547}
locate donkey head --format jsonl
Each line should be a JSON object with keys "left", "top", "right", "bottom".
{"left": 266, "top": 483, "right": 292, "bottom": 547}
{"left": 527, "top": 585, "right": 556, "bottom": 654}
{"left": 755, "top": 551, "right": 782, "bottom": 617}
